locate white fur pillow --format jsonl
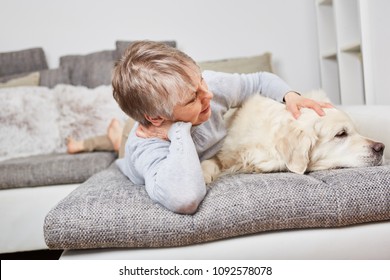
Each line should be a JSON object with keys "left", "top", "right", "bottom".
{"left": 54, "top": 84, "right": 127, "bottom": 152}
{"left": 0, "top": 87, "right": 60, "bottom": 161}
{"left": 0, "top": 85, "right": 127, "bottom": 161}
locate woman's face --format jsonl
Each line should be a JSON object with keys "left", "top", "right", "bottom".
{"left": 172, "top": 71, "right": 213, "bottom": 126}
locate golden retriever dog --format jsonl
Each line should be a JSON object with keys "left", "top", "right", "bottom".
{"left": 202, "top": 90, "right": 385, "bottom": 184}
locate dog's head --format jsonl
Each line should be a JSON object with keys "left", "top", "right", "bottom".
{"left": 276, "top": 103, "right": 385, "bottom": 174}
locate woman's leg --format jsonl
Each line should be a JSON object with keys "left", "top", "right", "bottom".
{"left": 66, "top": 119, "right": 120, "bottom": 154}
{"left": 67, "top": 135, "right": 113, "bottom": 154}
{"left": 118, "top": 118, "right": 136, "bottom": 158}
{"left": 67, "top": 118, "right": 135, "bottom": 156}
{"left": 84, "top": 135, "right": 114, "bottom": 152}
{"left": 107, "top": 119, "right": 123, "bottom": 153}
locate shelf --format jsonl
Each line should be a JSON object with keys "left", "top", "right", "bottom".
{"left": 316, "top": 2, "right": 337, "bottom": 56}
{"left": 318, "top": 0, "right": 333, "bottom": 5}
{"left": 341, "top": 43, "right": 361, "bottom": 53}
{"left": 316, "top": 0, "right": 390, "bottom": 105}
{"left": 322, "top": 51, "right": 337, "bottom": 60}
{"left": 333, "top": 0, "right": 361, "bottom": 50}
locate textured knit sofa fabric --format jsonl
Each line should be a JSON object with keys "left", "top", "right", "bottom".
{"left": 0, "top": 152, "right": 116, "bottom": 190}
{"left": 44, "top": 163, "right": 390, "bottom": 249}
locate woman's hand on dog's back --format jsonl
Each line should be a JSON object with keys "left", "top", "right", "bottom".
{"left": 284, "top": 91, "right": 333, "bottom": 119}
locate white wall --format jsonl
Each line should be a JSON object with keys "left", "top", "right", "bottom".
{"left": 0, "top": 0, "right": 320, "bottom": 91}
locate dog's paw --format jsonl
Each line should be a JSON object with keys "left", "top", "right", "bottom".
{"left": 201, "top": 158, "right": 221, "bottom": 185}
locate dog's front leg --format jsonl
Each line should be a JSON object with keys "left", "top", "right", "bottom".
{"left": 201, "top": 157, "right": 221, "bottom": 185}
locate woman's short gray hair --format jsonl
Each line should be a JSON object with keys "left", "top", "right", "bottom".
{"left": 112, "top": 41, "right": 200, "bottom": 126}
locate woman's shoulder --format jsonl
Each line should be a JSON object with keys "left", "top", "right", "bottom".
{"left": 202, "top": 70, "right": 238, "bottom": 81}
{"left": 126, "top": 130, "right": 170, "bottom": 152}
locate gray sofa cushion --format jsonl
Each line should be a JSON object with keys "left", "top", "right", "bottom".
{"left": 44, "top": 163, "right": 390, "bottom": 249}
{"left": 0, "top": 152, "right": 116, "bottom": 190}
{"left": 39, "top": 68, "right": 71, "bottom": 88}
{"left": 0, "top": 48, "right": 48, "bottom": 77}
{"left": 59, "top": 50, "right": 116, "bottom": 88}
{"left": 115, "top": 40, "right": 177, "bottom": 60}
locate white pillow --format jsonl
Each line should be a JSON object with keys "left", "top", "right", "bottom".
{"left": 0, "top": 87, "right": 60, "bottom": 161}
{"left": 0, "top": 85, "right": 127, "bottom": 161}
{"left": 0, "top": 72, "right": 40, "bottom": 88}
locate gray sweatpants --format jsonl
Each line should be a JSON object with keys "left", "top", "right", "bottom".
{"left": 84, "top": 118, "right": 135, "bottom": 158}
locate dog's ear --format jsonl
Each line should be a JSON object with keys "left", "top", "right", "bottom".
{"left": 276, "top": 126, "right": 316, "bottom": 174}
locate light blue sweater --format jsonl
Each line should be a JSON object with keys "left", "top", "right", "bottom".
{"left": 116, "top": 71, "right": 292, "bottom": 214}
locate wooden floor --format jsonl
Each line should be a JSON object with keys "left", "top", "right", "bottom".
{"left": 0, "top": 250, "right": 63, "bottom": 260}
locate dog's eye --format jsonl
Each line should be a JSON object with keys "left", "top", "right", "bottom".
{"left": 335, "top": 130, "right": 348, "bottom": 138}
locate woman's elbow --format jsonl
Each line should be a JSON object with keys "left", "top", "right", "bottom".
{"left": 173, "top": 200, "right": 199, "bottom": 215}
{"left": 170, "top": 189, "right": 206, "bottom": 215}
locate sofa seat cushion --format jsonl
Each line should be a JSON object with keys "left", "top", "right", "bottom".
{"left": 0, "top": 152, "right": 116, "bottom": 190}
{"left": 44, "top": 163, "right": 390, "bottom": 249}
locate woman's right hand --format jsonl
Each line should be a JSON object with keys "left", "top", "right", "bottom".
{"left": 136, "top": 121, "right": 174, "bottom": 141}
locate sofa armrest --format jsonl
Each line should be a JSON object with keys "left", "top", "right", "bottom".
{"left": 338, "top": 105, "right": 390, "bottom": 159}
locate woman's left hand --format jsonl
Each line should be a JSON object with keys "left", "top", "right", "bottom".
{"left": 284, "top": 91, "right": 333, "bottom": 119}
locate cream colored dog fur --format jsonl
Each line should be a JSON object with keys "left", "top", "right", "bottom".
{"left": 202, "top": 91, "right": 385, "bottom": 184}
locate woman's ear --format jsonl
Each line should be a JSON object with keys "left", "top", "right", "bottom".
{"left": 144, "top": 115, "right": 165, "bottom": 127}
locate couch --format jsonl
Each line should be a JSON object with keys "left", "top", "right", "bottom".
{"left": 1, "top": 42, "right": 389, "bottom": 259}
{"left": 0, "top": 41, "right": 273, "bottom": 255}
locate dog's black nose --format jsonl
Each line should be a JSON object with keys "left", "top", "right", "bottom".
{"left": 372, "top": 142, "right": 385, "bottom": 154}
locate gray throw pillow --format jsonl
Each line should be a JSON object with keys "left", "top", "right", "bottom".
{"left": 115, "top": 40, "right": 177, "bottom": 60}
{"left": 0, "top": 48, "right": 48, "bottom": 77}
{"left": 39, "top": 68, "right": 71, "bottom": 88}
{"left": 60, "top": 50, "right": 116, "bottom": 88}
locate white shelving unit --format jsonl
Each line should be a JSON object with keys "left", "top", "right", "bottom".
{"left": 315, "top": 0, "right": 390, "bottom": 105}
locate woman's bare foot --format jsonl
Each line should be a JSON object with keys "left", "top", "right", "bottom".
{"left": 66, "top": 137, "right": 85, "bottom": 154}
{"left": 107, "top": 119, "right": 123, "bottom": 152}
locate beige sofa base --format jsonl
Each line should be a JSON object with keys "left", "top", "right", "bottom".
{"left": 0, "top": 184, "right": 79, "bottom": 254}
